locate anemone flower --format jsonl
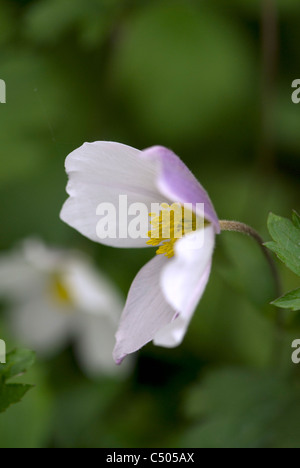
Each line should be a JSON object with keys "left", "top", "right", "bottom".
{"left": 0, "top": 239, "right": 126, "bottom": 376}
{"left": 60, "top": 142, "right": 220, "bottom": 363}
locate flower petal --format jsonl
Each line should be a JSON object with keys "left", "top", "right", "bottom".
{"left": 142, "top": 146, "right": 220, "bottom": 233}
{"left": 61, "top": 253, "right": 124, "bottom": 319}
{"left": 75, "top": 315, "right": 116, "bottom": 373}
{"left": 154, "top": 261, "right": 212, "bottom": 347}
{"left": 0, "top": 253, "right": 42, "bottom": 301}
{"left": 60, "top": 141, "right": 165, "bottom": 247}
{"left": 155, "top": 225, "right": 215, "bottom": 347}
{"left": 10, "top": 297, "right": 71, "bottom": 355}
{"left": 113, "top": 255, "right": 177, "bottom": 363}
{"left": 74, "top": 314, "right": 131, "bottom": 376}
{"left": 61, "top": 253, "right": 130, "bottom": 375}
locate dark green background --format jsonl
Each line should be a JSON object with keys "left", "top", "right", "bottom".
{"left": 0, "top": 0, "right": 299, "bottom": 448}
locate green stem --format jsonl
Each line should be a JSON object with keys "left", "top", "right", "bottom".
{"left": 220, "top": 220, "right": 285, "bottom": 368}
{"left": 219, "top": 220, "right": 281, "bottom": 298}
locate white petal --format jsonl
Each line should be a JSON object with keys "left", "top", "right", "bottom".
{"left": 0, "top": 252, "right": 41, "bottom": 300}
{"left": 155, "top": 225, "right": 215, "bottom": 347}
{"left": 113, "top": 255, "right": 177, "bottom": 363}
{"left": 0, "top": 239, "right": 65, "bottom": 302}
{"left": 161, "top": 225, "right": 215, "bottom": 312}
{"left": 22, "top": 238, "right": 63, "bottom": 272}
{"left": 60, "top": 253, "right": 124, "bottom": 319}
{"left": 154, "top": 261, "right": 212, "bottom": 347}
{"left": 60, "top": 141, "right": 165, "bottom": 248}
{"left": 58, "top": 252, "right": 128, "bottom": 375}
{"left": 10, "top": 297, "right": 71, "bottom": 356}
{"left": 74, "top": 314, "right": 130, "bottom": 377}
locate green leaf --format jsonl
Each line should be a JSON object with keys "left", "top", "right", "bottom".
{"left": 292, "top": 211, "right": 300, "bottom": 229}
{"left": 0, "top": 349, "right": 36, "bottom": 381}
{"left": 0, "top": 349, "right": 35, "bottom": 414}
{"left": 265, "top": 213, "right": 300, "bottom": 277}
{"left": 0, "top": 384, "right": 33, "bottom": 414}
{"left": 272, "top": 289, "right": 300, "bottom": 312}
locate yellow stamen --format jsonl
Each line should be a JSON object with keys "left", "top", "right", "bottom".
{"left": 147, "top": 203, "right": 199, "bottom": 258}
{"left": 50, "top": 274, "right": 73, "bottom": 308}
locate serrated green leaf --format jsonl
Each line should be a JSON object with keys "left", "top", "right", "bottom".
{"left": 0, "top": 383, "right": 33, "bottom": 414}
{"left": 266, "top": 213, "right": 300, "bottom": 277}
{"left": 0, "top": 349, "right": 35, "bottom": 414}
{"left": 0, "top": 349, "right": 36, "bottom": 381}
{"left": 272, "top": 289, "right": 300, "bottom": 312}
{"left": 292, "top": 211, "right": 300, "bottom": 229}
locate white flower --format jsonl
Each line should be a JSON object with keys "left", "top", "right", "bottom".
{"left": 60, "top": 142, "right": 220, "bottom": 364}
{"left": 0, "top": 239, "right": 126, "bottom": 376}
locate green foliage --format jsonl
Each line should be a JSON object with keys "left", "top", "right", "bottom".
{"left": 0, "top": 349, "right": 35, "bottom": 414}
{"left": 0, "top": 1, "right": 15, "bottom": 46}
{"left": 25, "top": 0, "right": 122, "bottom": 48}
{"left": 272, "top": 289, "right": 300, "bottom": 312}
{"left": 266, "top": 213, "right": 300, "bottom": 277}
{"left": 0, "top": 0, "right": 299, "bottom": 448}
{"left": 293, "top": 211, "right": 300, "bottom": 230}
{"left": 110, "top": 1, "right": 255, "bottom": 145}
{"left": 266, "top": 213, "right": 300, "bottom": 312}
{"left": 182, "top": 367, "right": 300, "bottom": 448}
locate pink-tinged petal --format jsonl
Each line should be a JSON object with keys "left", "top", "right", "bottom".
{"left": 154, "top": 261, "right": 212, "bottom": 347}
{"left": 142, "top": 146, "right": 220, "bottom": 233}
{"left": 155, "top": 225, "right": 215, "bottom": 347}
{"left": 113, "top": 255, "right": 177, "bottom": 363}
{"left": 60, "top": 141, "right": 165, "bottom": 248}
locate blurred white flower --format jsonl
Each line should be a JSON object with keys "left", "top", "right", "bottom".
{"left": 0, "top": 239, "right": 127, "bottom": 377}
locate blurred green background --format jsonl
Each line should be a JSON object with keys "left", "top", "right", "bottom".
{"left": 0, "top": 0, "right": 300, "bottom": 448}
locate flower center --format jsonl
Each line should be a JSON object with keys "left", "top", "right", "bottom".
{"left": 50, "top": 273, "right": 73, "bottom": 309}
{"left": 146, "top": 203, "right": 199, "bottom": 258}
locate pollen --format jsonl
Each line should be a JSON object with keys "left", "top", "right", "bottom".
{"left": 146, "top": 203, "right": 199, "bottom": 258}
{"left": 50, "top": 273, "right": 73, "bottom": 308}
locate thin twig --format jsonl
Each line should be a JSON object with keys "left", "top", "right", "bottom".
{"left": 219, "top": 220, "right": 282, "bottom": 298}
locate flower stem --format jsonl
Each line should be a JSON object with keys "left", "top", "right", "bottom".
{"left": 219, "top": 220, "right": 281, "bottom": 298}
{"left": 219, "top": 220, "right": 285, "bottom": 369}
